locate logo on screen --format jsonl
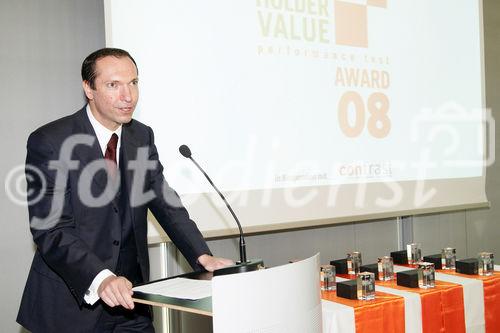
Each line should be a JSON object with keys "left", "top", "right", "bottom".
{"left": 256, "top": 0, "right": 387, "bottom": 48}
{"left": 334, "top": 0, "right": 387, "bottom": 48}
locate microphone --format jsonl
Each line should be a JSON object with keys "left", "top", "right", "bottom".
{"left": 179, "top": 144, "right": 263, "bottom": 276}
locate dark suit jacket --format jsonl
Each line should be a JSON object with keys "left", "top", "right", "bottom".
{"left": 17, "top": 107, "right": 211, "bottom": 332}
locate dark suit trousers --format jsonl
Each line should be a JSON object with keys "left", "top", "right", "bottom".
{"left": 94, "top": 303, "right": 154, "bottom": 333}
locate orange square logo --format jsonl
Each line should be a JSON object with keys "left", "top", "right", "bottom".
{"left": 334, "top": 1, "right": 368, "bottom": 48}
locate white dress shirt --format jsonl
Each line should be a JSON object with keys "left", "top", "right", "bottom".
{"left": 83, "top": 105, "right": 123, "bottom": 305}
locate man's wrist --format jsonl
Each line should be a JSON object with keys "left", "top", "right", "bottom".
{"left": 84, "top": 269, "right": 115, "bottom": 305}
{"left": 197, "top": 254, "right": 212, "bottom": 266}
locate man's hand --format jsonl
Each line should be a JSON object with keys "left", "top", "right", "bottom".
{"left": 197, "top": 254, "right": 234, "bottom": 272}
{"left": 98, "top": 275, "right": 135, "bottom": 310}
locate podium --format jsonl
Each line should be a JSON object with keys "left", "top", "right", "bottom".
{"left": 132, "top": 254, "right": 322, "bottom": 333}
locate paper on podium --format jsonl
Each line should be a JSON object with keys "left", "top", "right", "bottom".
{"left": 212, "top": 253, "right": 322, "bottom": 333}
{"left": 133, "top": 277, "right": 211, "bottom": 300}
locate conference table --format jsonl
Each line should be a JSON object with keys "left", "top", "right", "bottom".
{"left": 322, "top": 265, "right": 500, "bottom": 333}
{"left": 133, "top": 265, "right": 500, "bottom": 333}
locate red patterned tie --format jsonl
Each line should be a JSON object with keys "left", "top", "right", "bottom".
{"left": 104, "top": 133, "right": 118, "bottom": 178}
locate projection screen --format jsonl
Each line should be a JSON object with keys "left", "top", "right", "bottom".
{"left": 104, "top": 0, "right": 489, "bottom": 238}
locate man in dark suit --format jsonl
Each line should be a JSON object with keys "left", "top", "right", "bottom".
{"left": 17, "top": 48, "right": 233, "bottom": 332}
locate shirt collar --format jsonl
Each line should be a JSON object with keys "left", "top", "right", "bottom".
{"left": 86, "top": 105, "right": 122, "bottom": 156}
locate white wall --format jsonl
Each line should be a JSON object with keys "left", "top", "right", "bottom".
{"left": 0, "top": 1, "right": 105, "bottom": 332}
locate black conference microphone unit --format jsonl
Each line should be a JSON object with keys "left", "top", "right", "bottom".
{"left": 179, "top": 144, "right": 264, "bottom": 276}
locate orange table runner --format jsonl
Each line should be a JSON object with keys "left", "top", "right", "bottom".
{"left": 338, "top": 273, "right": 465, "bottom": 333}
{"left": 376, "top": 279, "right": 465, "bottom": 333}
{"left": 322, "top": 290, "right": 405, "bottom": 333}
{"left": 436, "top": 270, "right": 500, "bottom": 332}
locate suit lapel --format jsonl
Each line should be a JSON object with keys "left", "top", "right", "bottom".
{"left": 119, "top": 122, "right": 142, "bottom": 227}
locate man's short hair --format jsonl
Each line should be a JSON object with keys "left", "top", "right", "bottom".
{"left": 81, "top": 48, "right": 138, "bottom": 89}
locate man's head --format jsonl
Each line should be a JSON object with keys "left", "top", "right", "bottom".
{"left": 82, "top": 48, "right": 139, "bottom": 131}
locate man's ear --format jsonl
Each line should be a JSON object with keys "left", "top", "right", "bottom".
{"left": 82, "top": 81, "right": 94, "bottom": 100}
